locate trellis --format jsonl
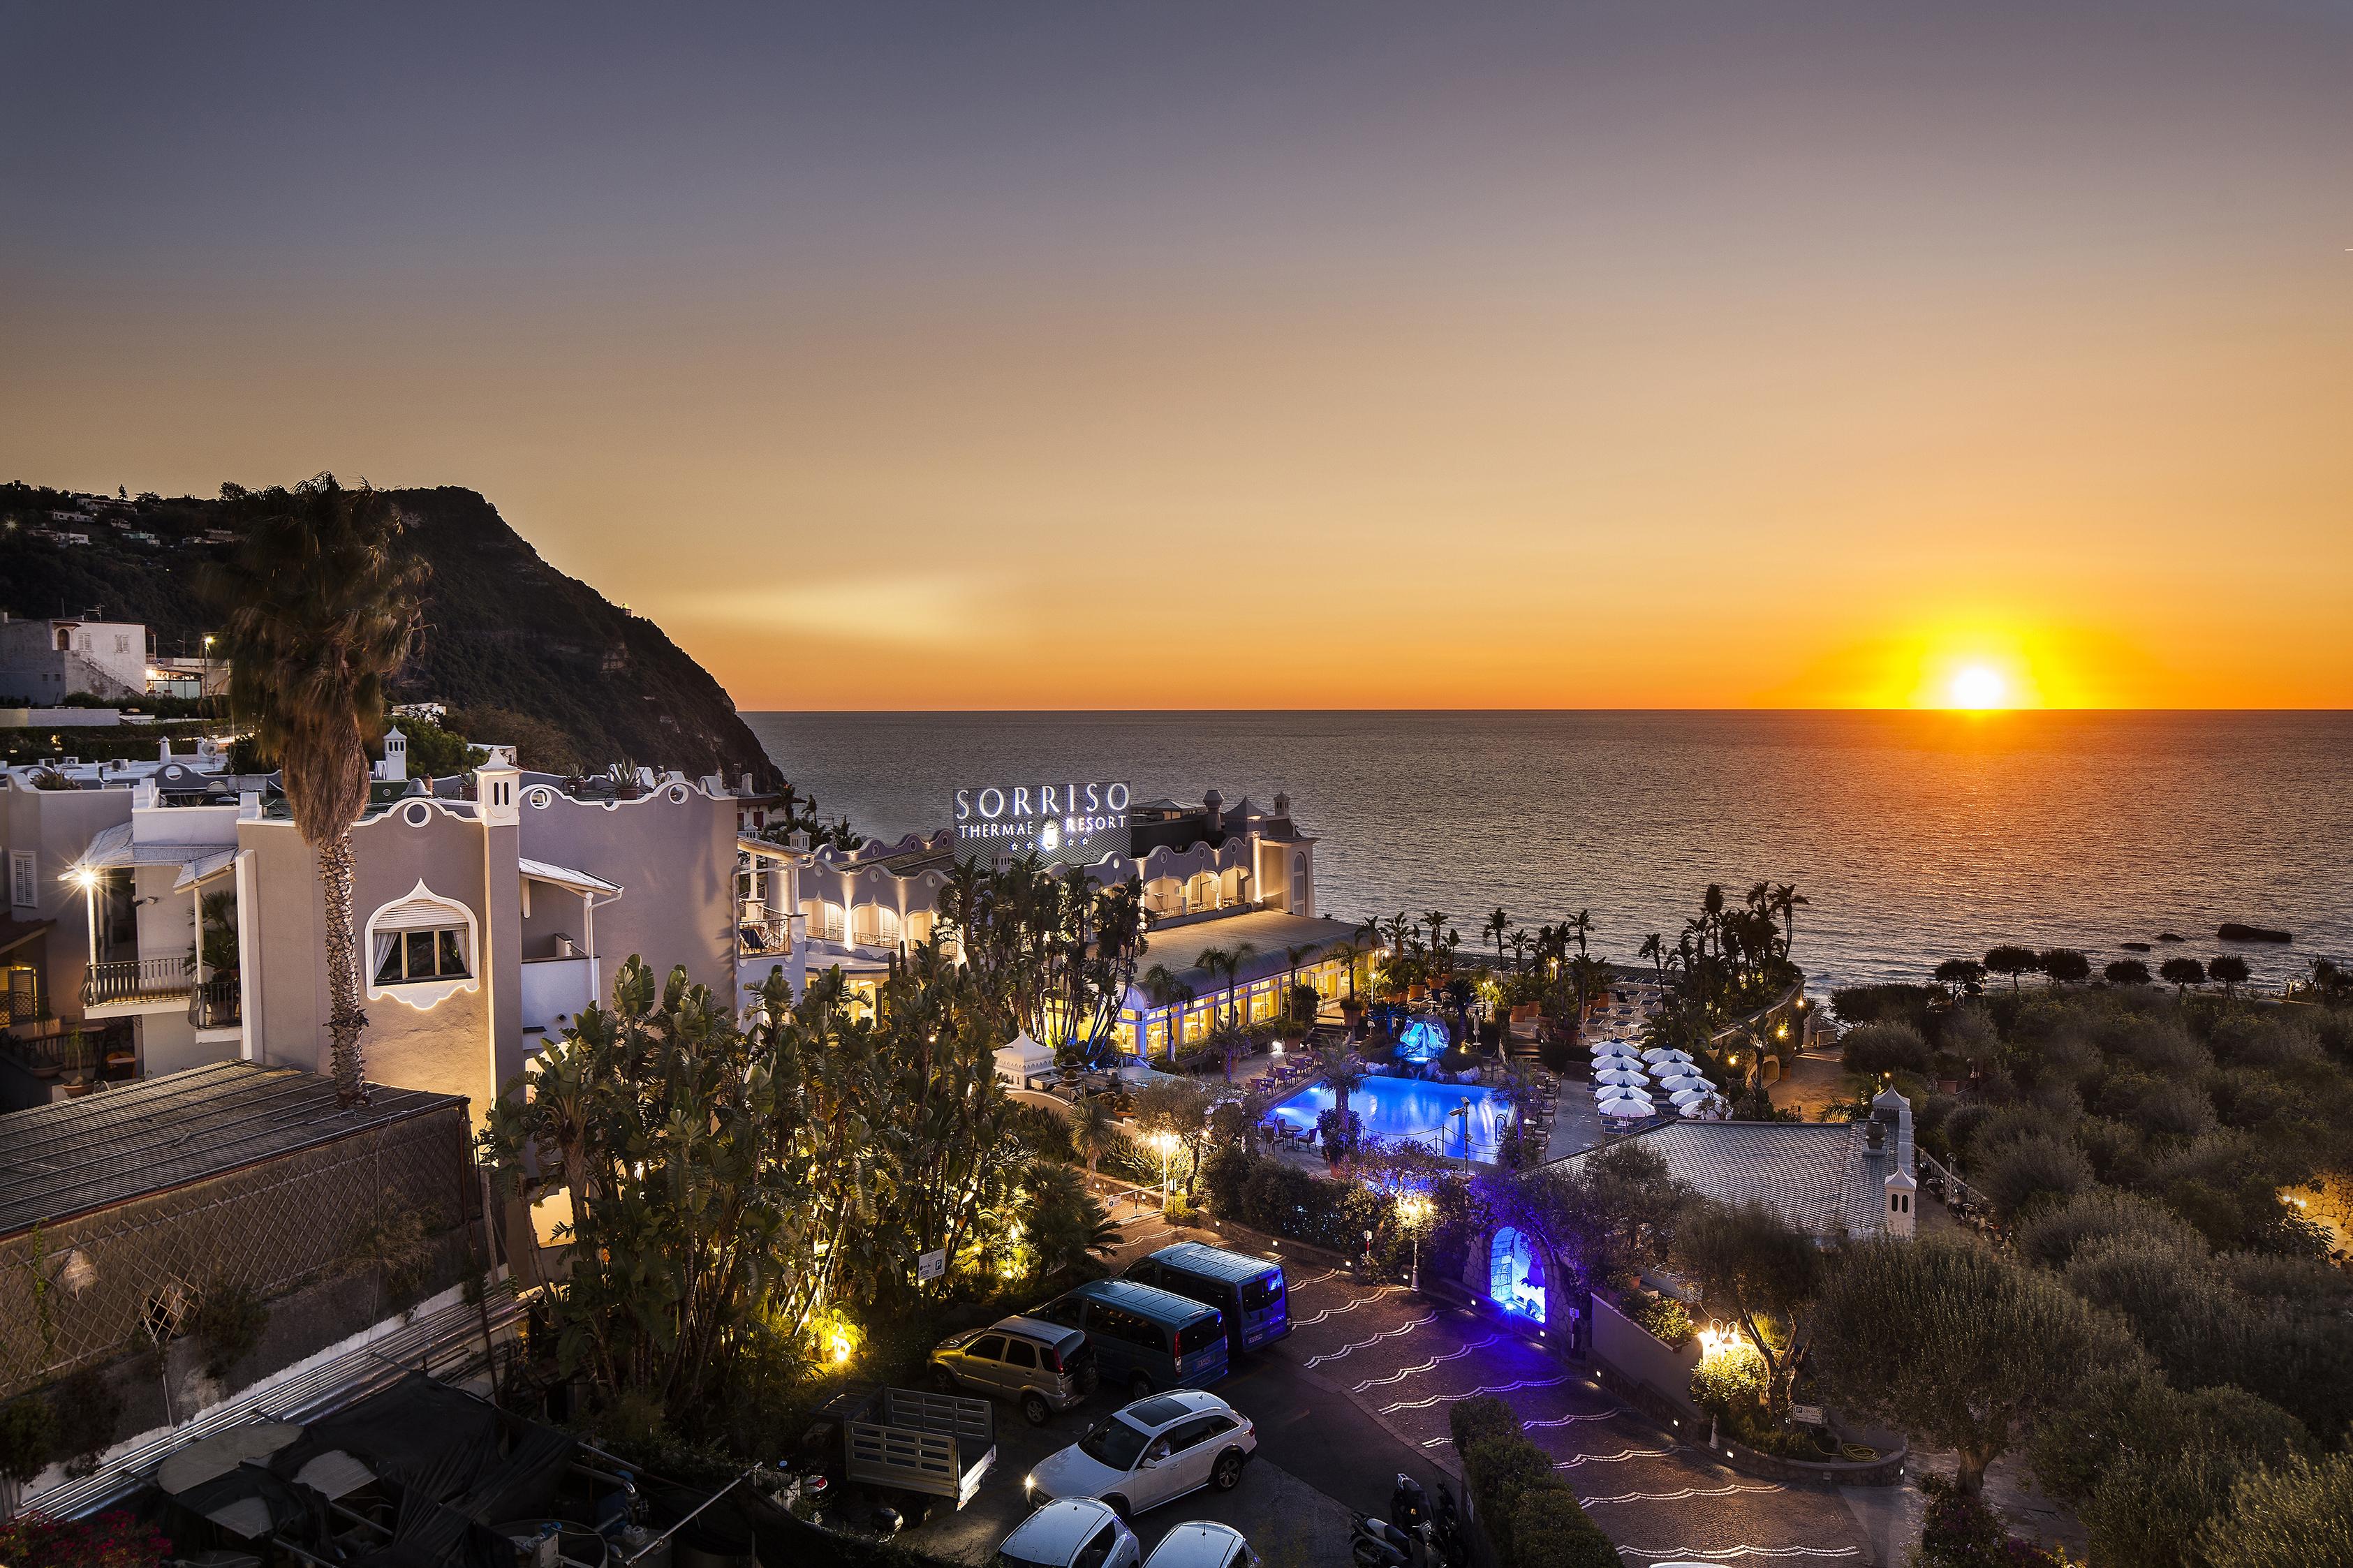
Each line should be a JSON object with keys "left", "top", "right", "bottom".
{"left": 0, "top": 1102, "right": 470, "bottom": 1400}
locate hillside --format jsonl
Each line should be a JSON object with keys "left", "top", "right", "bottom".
{"left": 0, "top": 480, "right": 779, "bottom": 785}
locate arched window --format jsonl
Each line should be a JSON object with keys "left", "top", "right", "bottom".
{"left": 802, "top": 899, "right": 845, "bottom": 943}
{"left": 906, "top": 909, "right": 936, "bottom": 947}
{"left": 1185, "top": 872, "right": 1219, "bottom": 912}
{"left": 1143, "top": 878, "right": 1183, "bottom": 917}
{"left": 366, "top": 881, "right": 480, "bottom": 1009}
{"left": 1489, "top": 1227, "right": 1547, "bottom": 1324}
{"left": 851, "top": 903, "right": 900, "bottom": 948}
{"left": 1291, "top": 853, "right": 1308, "bottom": 914}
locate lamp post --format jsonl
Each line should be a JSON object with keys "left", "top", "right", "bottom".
{"left": 1450, "top": 1099, "right": 1473, "bottom": 1176}
{"left": 1153, "top": 1130, "right": 1177, "bottom": 1210}
{"left": 1396, "top": 1191, "right": 1433, "bottom": 1292}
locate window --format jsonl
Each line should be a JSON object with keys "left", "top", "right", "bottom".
{"left": 1167, "top": 1414, "right": 1232, "bottom": 1451}
{"left": 374, "top": 926, "right": 469, "bottom": 984}
{"left": 1037, "top": 1298, "right": 1085, "bottom": 1329}
{"left": 1175, "top": 1317, "right": 1223, "bottom": 1356}
{"left": 9, "top": 852, "right": 34, "bottom": 909}
{"left": 1241, "top": 1273, "right": 1283, "bottom": 1312}
{"left": 1075, "top": 1522, "right": 1121, "bottom": 1568}
{"left": 966, "top": 1335, "right": 1005, "bottom": 1362}
{"left": 1001, "top": 1339, "right": 1037, "bottom": 1370}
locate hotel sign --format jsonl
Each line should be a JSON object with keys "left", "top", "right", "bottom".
{"left": 956, "top": 781, "right": 1131, "bottom": 867}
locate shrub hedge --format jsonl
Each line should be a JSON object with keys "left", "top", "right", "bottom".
{"left": 1447, "top": 1396, "right": 1616, "bottom": 1568}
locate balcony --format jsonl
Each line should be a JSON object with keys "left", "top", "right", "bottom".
{"left": 81, "top": 956, "right": 194, "bottom": 1010}
{"left": 739, "top": 917, "right": 792, "bottom": 957}
{"left": 189, "top": 973, "right": 241, "bottom": 1031}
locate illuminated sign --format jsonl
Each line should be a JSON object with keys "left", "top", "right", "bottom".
{"left": 955, "top": 781, "right": 1131, "bottom": 866}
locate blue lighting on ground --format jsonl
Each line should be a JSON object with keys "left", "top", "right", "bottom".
{"left": 1267, "top": 1074, "right": 1514, "bottom": 1162}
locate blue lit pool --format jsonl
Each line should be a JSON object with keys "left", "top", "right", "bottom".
{"left": 1268, "top": 1074, "right": 1516, "bottom": 1162}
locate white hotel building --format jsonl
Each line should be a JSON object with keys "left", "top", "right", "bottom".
{"left": 738, "top": 787, "right": 1369, "bottom": 1059}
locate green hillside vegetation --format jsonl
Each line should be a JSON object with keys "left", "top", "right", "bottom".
{"left": 1, "top": 479, "right": 779, "bottom": 785}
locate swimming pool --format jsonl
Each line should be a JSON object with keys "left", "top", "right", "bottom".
{"left": 1267, "top": 1074, "right": 1516, "bottom": 1162}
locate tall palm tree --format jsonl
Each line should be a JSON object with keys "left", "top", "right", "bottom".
{"left": 1139, "top": 963, "right": 1197, "bottom": 1060}
{"left": 1073, "top": 1093, "right": 1122, "bottom": 1174}
{"left": 1483, "top": 908, "right": 1511, "bottom": 962}
{"left": 1770, "top": 883, "right": 1807, "bottom": 959}
{"left": 1423, "top": 910, "right": 1450, "bottom": 954}
{"left": 1639, "top": 931, "right": 1665, "bottom": 983}
{"left": 1567, "top": 908, "right": 1593, "bottom": 958}
{"left": 204, "top": 477, "right": 426, "bottom": 1107}
{"left": 1329, "top": 940, "right": 1365, "bottom": 1001}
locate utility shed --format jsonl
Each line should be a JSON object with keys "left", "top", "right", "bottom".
{"left": 0, "top": 1062, "right": 471, "bottom": 1400}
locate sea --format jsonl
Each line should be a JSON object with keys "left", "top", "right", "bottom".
{"left": 742, "top": 711, "right": 2352, "bottom": 995}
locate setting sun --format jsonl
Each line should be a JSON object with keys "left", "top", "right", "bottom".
{"left": 1948, "top": 665, "right": 2009, "bottom": 710}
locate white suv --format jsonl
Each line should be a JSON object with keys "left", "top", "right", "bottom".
{"left": 1024, "top": 1391, "right": 1257, "bottom": 1521}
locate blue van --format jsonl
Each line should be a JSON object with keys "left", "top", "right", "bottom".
{"left": 1125, "top": 1243, "right": 1290, "bottom": 1354}
{"left": 1034, "top": 1278, "right": 1229, "bottom": 1399}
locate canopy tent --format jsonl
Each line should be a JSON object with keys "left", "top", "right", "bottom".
{"left": 994, "top": 1030, "right": 1055, "bottom": 1086}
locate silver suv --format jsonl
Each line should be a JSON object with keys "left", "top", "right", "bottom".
{"left": 931, "top": 1315, "right": 1097, "bottom": 1425}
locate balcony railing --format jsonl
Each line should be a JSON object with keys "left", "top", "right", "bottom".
{"left": 189, "top": 974, "right": 241, "bottom": 1030}
{"left": 81, "top": 956, "right": 194, "bottom": 1008}
{"left": 2, "top": 985, "right": 47, "bottom": 1028}
{"left": 739, "top": 917, "right": 792, "bottom": 956}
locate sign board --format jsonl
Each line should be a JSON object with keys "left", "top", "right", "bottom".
{"left": 1790, "top": 1402, "right": 1826, "bottom": 1426}
{"left": 916, "top": 1248, "right": 947, "bottom": 1282}
{"left": 954, "top": 781, "right": 1132, "bottom": 868}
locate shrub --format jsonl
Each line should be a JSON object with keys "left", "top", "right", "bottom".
{"left": 0, "top": 1396, "right": 58, "bottom": 1484}
{"left": 1829, "top": 984, "right": 1938, "bottom": 1033}
{"left": 0, "top": 1509, "right": 172, "bottom": 1568}
{"left": 1840, "top": 1021, "right": 1932, "bottom": 1077}
{"left": 2199, "top": 1453, "right": 2353, "bottom": 1568}
{"left": 2014, "top": 1187, "right": 2202, "bottom": 1270}
{"left": 1975, "top": 1133, "right": 2093, "bottom": 1220}
{"left": 48, "top": 1368, "right": 121, "bottom": 1479}
{"left": 1510, "top": 1487, "right": 1618, "bottom": 1568}
{"left": 1690, "top": 1340, "right": 1767, "bottom": 1417}
{"left": 1627, "top": 1291, "right": 1691, "bottom": 1349}
{"left": 192, "top": 1275, "right": 269, "bottom": 1380}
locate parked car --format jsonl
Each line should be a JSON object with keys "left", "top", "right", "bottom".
{"left": 1032, "top": 1279, "right": 1228, "bottom": 1399}
{"left": 1140, "top": 1522, "right": 1257, "bottom": 1568}
{"left": 994, "top": 1498, "right": 1139, "bottom": 1568}
{"left": 931, "top": 1315, "right": 1097, "bottom": 1425}
{"left": 1124, "top": 1243, "right": 1288, "bottom": 1354}
{"left": 1024, "top": 1391, "right": 1256, "bottom": 1521}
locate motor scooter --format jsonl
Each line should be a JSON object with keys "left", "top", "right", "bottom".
{"left": 1352, "top": 1475, "right": 1435, "bottom": 1567}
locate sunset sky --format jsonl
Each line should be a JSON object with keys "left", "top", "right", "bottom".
{"left": 4, "top": 3, "right": 2348, "bottom": 709}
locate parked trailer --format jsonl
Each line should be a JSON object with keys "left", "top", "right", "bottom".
{"left": 832, "top": 1385, "right": 997, "bottom": 1510}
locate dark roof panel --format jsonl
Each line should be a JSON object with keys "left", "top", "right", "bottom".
{"left": 0, "top": 1062, "right": 464, "bottom": 1238}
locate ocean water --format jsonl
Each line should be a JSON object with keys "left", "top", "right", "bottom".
{"left": 743, "top": 711, "right": 2353, "bottom": 993}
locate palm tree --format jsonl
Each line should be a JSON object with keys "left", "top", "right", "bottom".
{"left": 1197, "top": 942, "right": 1256, "bottom": 1033}
{"left": 203, "top": 477, "right": 425, "bottom": 1107}
{"left": 1483, "top": 908, "right": 1511, "bottom": 962}
{"left": 1073, "top": 1093, "right": 1122, "bottom": 1174}
{"left": 1315, "top": 1038, "right": 1366, "bottom": 1152}
{"left": 1770, "top": 883, "right": 1808, "bottom": 959}
{"left": 1507, "top": 929, "right": 1531, "bottom": 972}
{"left": 1567, "top": 909, "right": 1593, "bottom": 958}
{"left": 1639, "top": 932, "right": 1665, "bottom": 983}
{"left": 1139, "top": 963, "right": 1197, "bottom": 1060}
{"left": 1329, "top": 940, "right": 1365, "bottom": 1002}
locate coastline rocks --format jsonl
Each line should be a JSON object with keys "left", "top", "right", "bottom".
{"left": 2121, "top": 942, "right": 2151, "bottom": 953}
{"left": 2218, "top": 923, "right": 2293, "bottom": 944}
{"left": 2157, "top": 933, "right": 2187, "bottom": 943}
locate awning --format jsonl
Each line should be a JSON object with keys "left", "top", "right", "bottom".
{"left": 68, "top": 822, "right": 237, "bottom": 887}
{"left": 516, "top": 858, "right": 621, "bottom": 898}
{"left": 995, "top": 1030, "right": 1054, "bottom": 1083}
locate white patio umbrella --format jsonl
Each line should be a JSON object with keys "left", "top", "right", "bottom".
{"left": 1668, "top": 1086, "right": 1712, "bottom": 1107}
{"left": 1591, "top": 1042, "right": 1643, "bottom": 1061}
{"left": 1657, "top": 1074, "right": 1713, "bottom": 1093}
{"left": 1642, "top": 1046, "right": 1691, "bottom": 1065}
{"left": 1596, "top": 1086, "right": 1654, "bottom": 1107}
{"left": 1598, "top": 1098, "right": 1652, "bottom": 1120}
{"left": 1593, "top": 1067, "right": 1649, "bottom": 1087}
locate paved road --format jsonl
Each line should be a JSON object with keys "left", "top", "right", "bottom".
{"left": 903, "top": 1192, "right": 1880, "bottom": 1566}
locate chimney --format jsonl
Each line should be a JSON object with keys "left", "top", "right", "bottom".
{"left": 1273, "top": 791, "right": 1290, "bottom": 818}
{"left": 1202, "top": 788, "right": 1224, "bottom": 834}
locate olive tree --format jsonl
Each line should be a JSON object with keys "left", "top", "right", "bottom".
{"left": 1809, "top": 1234, "right": 2142, "bottom": 1495}
{"left": 1671, "top": 1198, "right": 1820, "bottom": 1407}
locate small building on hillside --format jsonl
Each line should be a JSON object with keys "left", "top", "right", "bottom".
{"left": 0, "top": 615, "right": 152, "bottom": 702}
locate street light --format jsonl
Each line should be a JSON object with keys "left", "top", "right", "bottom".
{"left": 1151, "top": 1130, "right": 1178, "bottom": 1210}
{"left": 1396, "top": 1191, "right": 1433, "bottom": 1291}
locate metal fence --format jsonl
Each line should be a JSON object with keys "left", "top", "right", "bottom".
{"left": 80, "top": 956, "right": 192, "bottom": 1008}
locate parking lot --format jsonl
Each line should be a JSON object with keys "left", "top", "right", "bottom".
{"left": 900, "top": 1196, "right": 1887, "bottom": 1567}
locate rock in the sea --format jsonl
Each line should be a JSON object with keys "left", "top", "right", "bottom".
{"left": 2157, "top": 932, "right": 2187, "bottom": 943}
{"left": 2122, "top": 942, "right": 2152, "bottom": 952}
{"left": 2217, "top": 923, "right": 2293, "bottom": 944}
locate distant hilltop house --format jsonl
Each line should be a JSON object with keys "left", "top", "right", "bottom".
{"left": 0, "top": 615, "right": 229, "bottom": 704}
{"left": 0, "top": 614, "right": 152, "bottom": 701}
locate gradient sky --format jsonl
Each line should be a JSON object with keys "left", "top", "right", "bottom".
{"left": 4, "top": 3, "right": 2349, "bottom": 709}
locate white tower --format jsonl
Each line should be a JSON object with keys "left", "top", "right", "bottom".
{"left": 378, "top": 725, "right": 408, "bottom": 783}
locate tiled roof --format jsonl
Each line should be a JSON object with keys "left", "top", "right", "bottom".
{"left": 1551, "top": 1118, "right": 1900, "bottom": 1241}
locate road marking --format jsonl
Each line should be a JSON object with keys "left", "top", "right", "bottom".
{"left": 1614, "top": 1548, "right": 1859, "bottom": 1561}
{"left": 1579, "top": 1481, "right": 1785, "bottom": 1505}
{"left": 1524, "top": 1409, "right": 1622, "bottom": 1428}
{"left": 1294, "top": 1287, "right": 1401, "bottom": 1327}
{"left": 1290, "top": 1267, "right": 1344, "bottom": 1287}
{"left": 1379, "top": 1375, "right": 1571, "bottom": 1413}
{"left": 1304, "top": 1313, "right": 1437, "bottom": 1366}
{"left": 1551, "top": 1447, "right": 1674, "bottom": 1469}
{"left": 1123, "top": 1226, "right": 1181, "bottom": 1247}
{"left": 1349, "top": 1334, "right": 1500, "bottom": 1391}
